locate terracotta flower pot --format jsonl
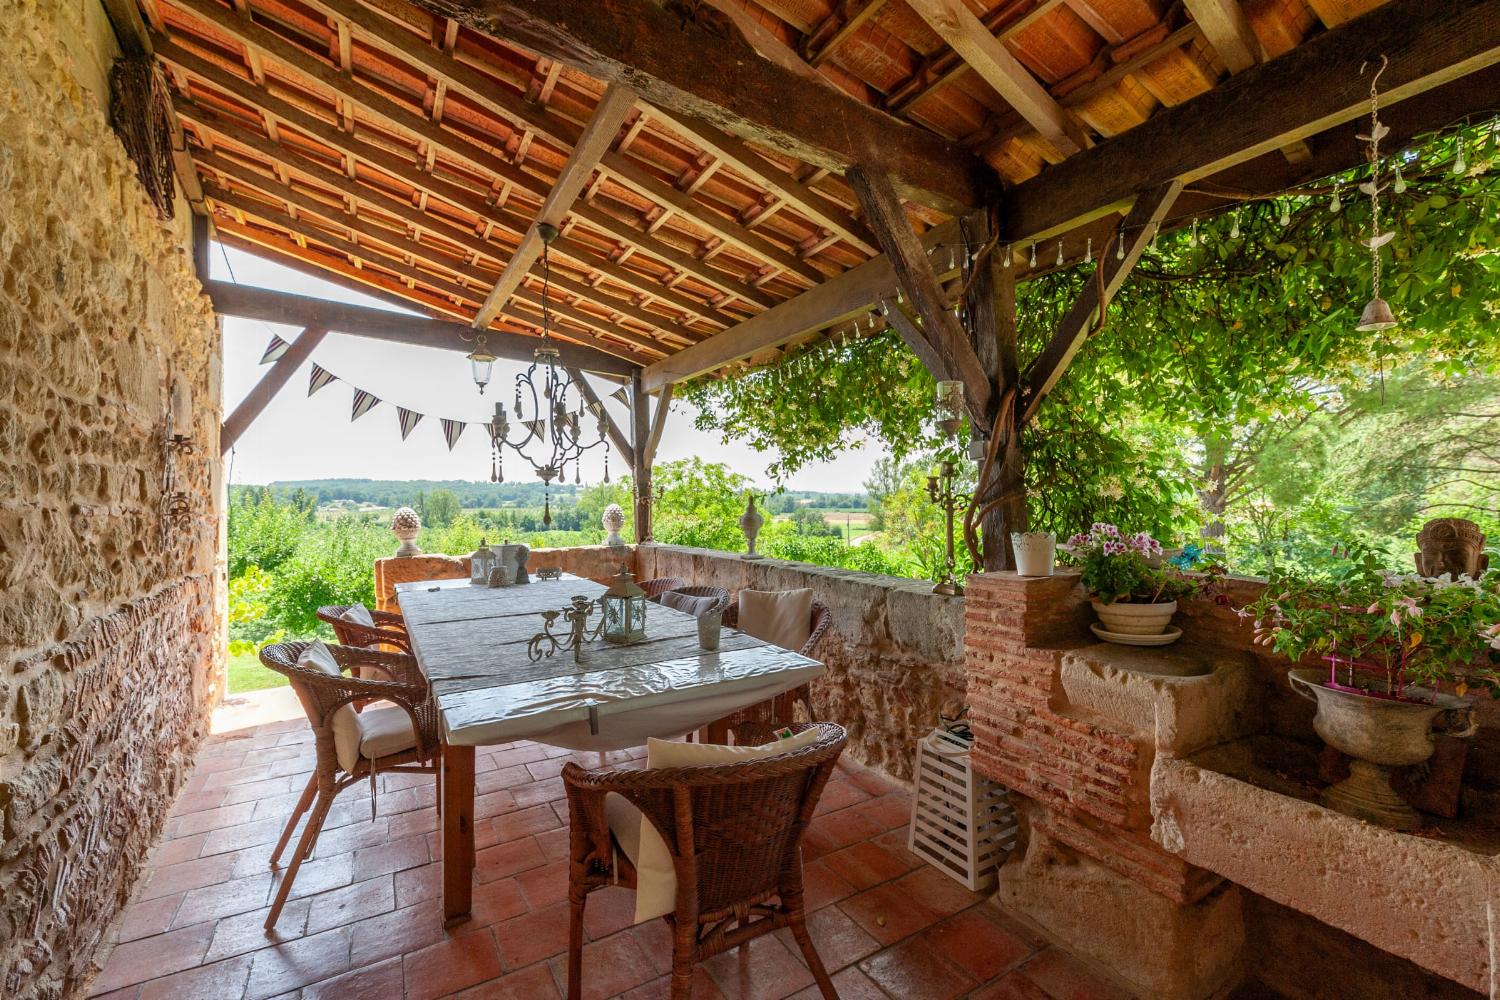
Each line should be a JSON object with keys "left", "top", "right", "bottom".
{"left": 1288, "top": 668, "right": 1475, "bottom": 830}
{"left": 1091, "top": 599, "right": 1176, "bottom": 636}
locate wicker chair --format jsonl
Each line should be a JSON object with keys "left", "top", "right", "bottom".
{"left": 721, "top": 599, "right": 832, "bottom": 726}
{"left": 258, "top": 640, "right": 441, "bottom": 929}
{"left": 315, "top": 604, "right": 411, "bottom": 653}
{"left": 563, "top": 722, "right": 848, "bottom": 1000}
{"left": 642, "top": 577, "right": 690, "bottom": 602}
{"left": 658, "top": 585, "right": 732, "bottom": 618}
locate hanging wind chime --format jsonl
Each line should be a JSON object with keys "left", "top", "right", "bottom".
{"left": 1355, "top": 55, "right": 1399, "bottom": 333}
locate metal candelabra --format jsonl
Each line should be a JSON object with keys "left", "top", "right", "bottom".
{"left": 927, "top": 460, "right": 965, "bottom": 596}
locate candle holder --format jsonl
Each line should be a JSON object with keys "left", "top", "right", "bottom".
{"left": 527, "top": 595, "right": 606, "bottom": 665}
{"left": 927, "top": 460, "right": 965, "bottom": 596}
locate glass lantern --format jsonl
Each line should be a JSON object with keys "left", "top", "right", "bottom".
{"left": 935, "top": 379, "right": 964, "bottom": 439}
{"left": 470, "top": 538, "right": 499, "bottom": 586}
{"left": 600, "top": 569, "right": 647, "bottom": 645}
{"left": 467, "top": 337, "right": 497, "bottom": 395}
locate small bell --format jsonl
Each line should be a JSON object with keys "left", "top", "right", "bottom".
{"left": 1230, "top": 210, "right": 1241, "bottom": 239}
{"left": 1356, "top": 296, "right": 1398, "bottom": 332}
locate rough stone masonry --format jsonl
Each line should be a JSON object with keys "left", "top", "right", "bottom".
{"left": 0, "top": 1, "right": 224, "bottom": 996}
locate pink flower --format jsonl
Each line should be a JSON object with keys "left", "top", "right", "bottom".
{"left": 1068, "top": 533, "right": 1089, "bottom": 548}
{"left": 1366, "top": 602, "right": 1382, "bottom": 614}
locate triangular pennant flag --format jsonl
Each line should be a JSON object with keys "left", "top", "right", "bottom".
{"left": 526, "top": 419, "right": 545, "bottom": 437}
{"left": 441, "top": 418, "right": 466, "bottom": 451}
{"left": 308, "top": 364, "right": 337, "bottom": 396}
{"left": 350, "top": 388, "right": 380, "bottom": 421}
{"left": 397, "top": 407, "right": 423, "bottom": 441}
{"left": 259, "top": 335, "right": 290, "bottom": 365}
{"left": 609, "top": 386, "right": 629, "bottom": 405}
{"left": 584, "top": 400, "right": 603, "bottom": 417}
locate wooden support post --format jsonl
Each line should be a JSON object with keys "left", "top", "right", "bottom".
{"left": 630, "top": 371, "right": 653, "bottom": 543}
{"left": 220, "top": 325, "right": 328, "bottom": 454}
{"left": 191, "top": 213, "right": 211, "bottom": 284}
{"left": 441, "top": 743, "right": 475, "bottom": 926}
{"left": 643, "top": 385, "right": 673, "bottom": 467}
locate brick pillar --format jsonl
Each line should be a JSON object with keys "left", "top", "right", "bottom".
{"left": 964, "top": 570, "right": 1245, "bottom": 1000}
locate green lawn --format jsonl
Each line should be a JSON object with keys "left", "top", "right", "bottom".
{"left": 227, "top": 649, "right": 289, "bottom": 695}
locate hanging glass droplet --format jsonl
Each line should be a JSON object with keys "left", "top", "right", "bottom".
{"left": 1002, "top": 245, "right": 1012, "bottom": 268}
{"left": 1084, "top": 237, "right": 1092, "bottom": 264}
{"left": 1393, "top": 163, "right": 1407, "bottom": 194}
{"left": 1029, "top": 243, "right": 1037, "bottom": 267}
{"left": 1188, "top": 219, "right": 1199, "bottom": 247}
{"left": 948, "top": 248, "right": 956, "bottom": 269}
{"left": 1330, "top": 183, "right": 1342, "bottom": 213}
{"left": 1055, "top": 240, "right": 1064, "bottom": 266}
{"left": 897, "top": 288, "right": 904, "bottom": 304}
{"left": 1453, "top": 137, "right": 1468, "bottom": 176}
{"left": 602, "top": 446, "right": 609, "bottom": 484}
{"left": 1230, "top": 210, "right": 1241, "bottom": 239}
{"left": 1150, "top": 222, "right": 1160, "bottom": 249}
{"left": 1280, "top": 201, "right": 1291, "bottom": 227}
{"left": 1116, "top": 232, "right": 1125, "bottom": 260}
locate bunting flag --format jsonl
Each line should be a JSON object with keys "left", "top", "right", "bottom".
{"left": 259, "top": 335, "right": 290, "bottom": 365}
{"left": 441, "top": 418, "right": 466, "bottom": 451}
{"left": 526, "top": 418, "right": 546, "bottom": 437}
{"left": 308, "top": 364, "right": 337, "bottom": 396}
{"left": 609, "top": 386, "right": 630, "bottom": 405}
{"left": 397, "top": 407, "right": 423, "bottom": 440}
{"left": 351, "top": 388, "right": 380, "bottom": 421}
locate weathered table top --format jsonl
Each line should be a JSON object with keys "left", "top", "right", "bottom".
{"left": 396, "top": 574, "right": 825, "bottom": 749}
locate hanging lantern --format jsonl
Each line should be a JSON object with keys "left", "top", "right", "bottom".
{"left": 467, "top": 335, "right": 497, "bottom": 395}
{"left": 600, "top": 568, "right": 648, "bottom": 644}
{"left": 470, "top": 537, "right": 500, "bottom": 586}
{"left": 935, "top": 379, "right": 965, "bottom": 439}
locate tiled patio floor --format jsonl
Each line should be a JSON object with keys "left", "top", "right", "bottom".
{"left": 90, "top": 691, "right": 1134, "bottom": 1000}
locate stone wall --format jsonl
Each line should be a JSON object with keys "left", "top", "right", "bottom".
{"left": 636, "top": 544, "right": 965, "bottom": 779}
{"left": 373, "top": 544, "right": 634, "bottom": 610}
{"left": 0, "top": 2, "right": 223, "bottom": 997}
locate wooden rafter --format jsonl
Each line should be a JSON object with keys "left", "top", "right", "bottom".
{"left": 1005, "top": 0, "right": 1500, "bottom": 242}
{"left": 643, "top": 384, "right": 674, "bottom": 466}
{"left": 400, "top": 0, "right": 987, "bottom": 214}
{"left": 1018, "top": 180, "right": 1182, "bottom": 425}
{"left": 206, "top": 280, "right": 638, "bottom": 376}
{"left": 1183, "top": 0, "right": 1262, "bottom": 73}
{"left": 905, "top": 0, "right": 1085, "bottom": 159}
{"left": 847, "top": 166, "right": 991, "bottom": 426}
{"left": 804, "top": 0, "right": 888, "bottom": 66}
{"left": 473, "top": 84, "right": 636, "bottom": 329}
{"left": 221, "top": 325, "right": 327, "bottom": 452}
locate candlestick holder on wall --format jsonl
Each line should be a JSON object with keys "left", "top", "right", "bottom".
{"left": 527, "top": 596, "right": 605, "bottom": 665}
{"left": 159, "top": 389, "right": 195, "bottom": 545}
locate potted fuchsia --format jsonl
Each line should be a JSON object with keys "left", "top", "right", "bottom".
{"left": 1245, "top": 545, "right": 1493, "bottom": 830}
{"left": 1064, "top": 524, "right": 1210, "bottom": 645}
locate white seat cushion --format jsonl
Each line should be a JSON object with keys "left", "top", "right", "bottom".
{"left": 737, "top": 589, "right": 813, "bottom": 652}
{"left": 660, "top": 591, "right": 717, "bottom": 619}
{"left": 356, "top": 704, "right": 418, "bottom": 762}
{"left": 297, "top": 641, "right": 362, "bottom": 773}
{"left": 608, "top": 727, "right": 824, "bottom": 924}
{"left": 339, "top": 604, "right": 376, "bottom": 627}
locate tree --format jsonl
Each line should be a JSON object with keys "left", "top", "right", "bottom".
{"left": 652, "top": 458, "right": 753, "bottom": 550}
{"left": 420, "top": 489, "right": 462, "bottom": 528}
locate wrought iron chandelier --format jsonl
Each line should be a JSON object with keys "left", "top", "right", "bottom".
{"left": 480, "top": 222, "right": 610, "bottom": 524}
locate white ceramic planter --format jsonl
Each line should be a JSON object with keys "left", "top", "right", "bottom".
{"left": 1092, "top": 599, "right": 1176, "bottom": 636}
{"left": 1011, "top": 532, "right": 1056, "bottom": 577}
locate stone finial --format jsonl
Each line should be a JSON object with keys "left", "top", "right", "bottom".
{"left": 391, "top": 506, "right": 422, "bottom": 557}
{"left": 1415, "top": 517, "right": 1488, "bottom": 580}
{"left": 602, "top": 503, "right": 627, "bottom": 547}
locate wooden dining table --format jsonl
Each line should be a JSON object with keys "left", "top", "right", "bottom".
{"left": 395, "top": 573, "right": 827, "bottom": 924}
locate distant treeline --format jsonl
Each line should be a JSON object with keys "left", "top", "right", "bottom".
{"left": 237, "top": 478, "right": 867, "bottom": 510}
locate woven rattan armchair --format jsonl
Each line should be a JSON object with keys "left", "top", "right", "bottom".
{"left": 258, "top": 640, "right": 441, "bottom": 929}
{"left": 720, "top": 599, "right": 832, "bottom": 726}
{"left": 659, "top": 585, "right": 732, "bottom": 617}
{"left": 563, "top": 722, "right": 848, "bottom": 1000}
{"left": 315, "top": 604, "right": 411, "bottom": 653}
{"left": 642, "top": 577, "right": 690, "bottom": 602}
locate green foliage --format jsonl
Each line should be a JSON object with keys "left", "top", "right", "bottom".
{"left": 652, "top": 458, "right": 753, "bottom": 550}
{"left": 418, "top": 489, "right": 462, "bottom": 528}
{"left": 577, "top": 480, "right": 635, "bottom": 539}
{"left": 228, "top": 487, "right": 312, "bottom": 577}
{"left": 265, "top": 517, "right": 389, "bottom": 635}
{"left": 787, "top": 507, "right": 840, "bottom": 536}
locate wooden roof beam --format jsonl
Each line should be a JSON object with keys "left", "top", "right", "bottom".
{"left": 205, "top": 279, "right": 640, "bottom": 377}
{"left": 473, "top": 84, "right": 636, "bottom": 329}
{"left": 401, "top": 0, "right": 989, "bottom": 214}
{"left": 1005, "top": 0, "right": 1500, "bottom": 242}
{"left": 805, "top": 1, "right": 889, "bottom": 66}
{"left": 905, "top": 0, "right": 1086, "bottom": 159}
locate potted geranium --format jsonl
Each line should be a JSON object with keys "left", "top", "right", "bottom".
{"left": 1244, "top": 544, "right": 1493, "bottom": 829}
{"left": 1064, "top": 523, "right": 1206, "bottom": 644}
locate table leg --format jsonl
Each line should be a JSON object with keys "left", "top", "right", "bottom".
{"left": 442, "top": 743, "right": 475, "bottom": 926}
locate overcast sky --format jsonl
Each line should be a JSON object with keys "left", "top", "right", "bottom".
{"left": 215, "top": 245, "right": 884, "bottom": 493}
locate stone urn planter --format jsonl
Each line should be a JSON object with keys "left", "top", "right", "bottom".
{"left": 1289, "top": 667, "right": 1475, "bottom": 830}
{"left": 1092, "top": 599, "right": 1177, "bottom": 638}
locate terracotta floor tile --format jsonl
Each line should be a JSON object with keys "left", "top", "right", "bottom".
{"left": 477, "top": 764, "right": 535, "bottom": 795}
{"left": 536, "top": 826, "right": 570, "bottom": 863}
{"left": 837, "top": 882, "right": 942, "bottom": 946}
{"left": 629, "top": 919, "right": 676, "bottom": 976}
{"left": 394, "top": 861, "right": 443, "bottom": 908}
{"left": 775, "top": 904, "right": 880, "bottom": 973}
{"left": 548, "top": 928, "right": 658, "bottom": 1000}
{"left": 513, "top": 778, "right": 569, "bottom": 809}
{"left": 1015, "top": 948, "right": 1134, "bottom": 1000}
{"left": 352, "top": 833, "right": 431, "bottom": 881}
{"left": 787, "top": 965, "right": 887, "bottom": 1000}
{"left": 302, "top": 955, "right": 405, "bottom": 1000}
{"left": 221, "top": 776, "right": 296, "bottom": 807}
{"left": 526, "top": 757, "right": 572, "bottom": 782}
{"left": 138, "top": 853, "right": 238, "bottom": 901}
{"left": 137, "top": 954, "right": 253, "bottom": 1000}
{"left": 859, "top": 935, "right": 976, "bottom": 1000}
{"left": 517, "top": 858, "right": 570, "bottom": 910}
{"left": 800, "top": 861, "right": 857, "bottom": 910}
{"left": 492, "top": 802, "right": 564, "bottom": 842}
{"left": 402, "top": 926, "right": 504, "bottom": 1000}
{"left": 853, "top": 793, "right": 912, "bottom": 833}
{"left": 174, "top": 788, "right": 232, "bottom": 815}
{"left": 388, "top": 805, "right": 441, "bottom": 842}
{"left": 968, "top": 970, "right": 1055, "bottom": 1000}
{"left": 921, "top": 907, "right": 1034, "bottom": 983}
{"left": 470, "top": 875, "right": 531, "bottom": 926}
{"left": 348, "top": 897, "right": 446, "bottom": 967}
{"left": 204, "top": 898, "right": 313, "bottom": 963}
{"left": 804, "top": 807, "right": 885, "bottom": 857}
{"left": 822, "top": 840, "right": 910, "bottom": 891}
{"left": 93, "top": 923, "right": 216, "bottom": 994}
{"left": 813, "top": 779, "right": 873, "bottom": 816}
{"left": 149, "top": 832, "right": 208, "bottom": 868}
{"left": 703, "top": 933, "right": 816, "bottom": 1000}
{"left": 281, "top": 851, "right": 355, "bottom": 900}
{"left": 89, "top": 985, "right": 141, "bottom": 1000}
{"left": 889, "top": 867, "right": 984, "bottom": 918}
{"left": 449, "top": 960, "right": 563, "bottom": 999}
{"left": 170, "top": 872, "right": 273, "bottom": 929}
{"left": 582, "top": 886, "right": 639, "bottom": 942}
{"left": 116, "top": 893, "right": 183, "bottom": 943}
{"left": 243, "top": 927, "right": 352, "bottom": 1000}
{"left": 310, "top": 816, "right": 391, "bottom": 855}
{"left": 304, "top": 874, "right": 396, "bottom": 934}
{"left": 494, "top": 901, "right": 570, "bottom": 970}
{"left": 474, "top": 788, "right": 520, "bottom": 821}
{"left": 174, "top": 801, "right": 260, "bottom": 837}
{"left": 202, "top": 817, "right": 290, "bottom": 857}
{"left": 489, "top": 744, "right": 551, "bottom": 769}
{"left": 475, "top": 835, "right": 547, "bottom": 882}
{"left": 617, "top": 968, "right": 727, "bottom": 1000}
